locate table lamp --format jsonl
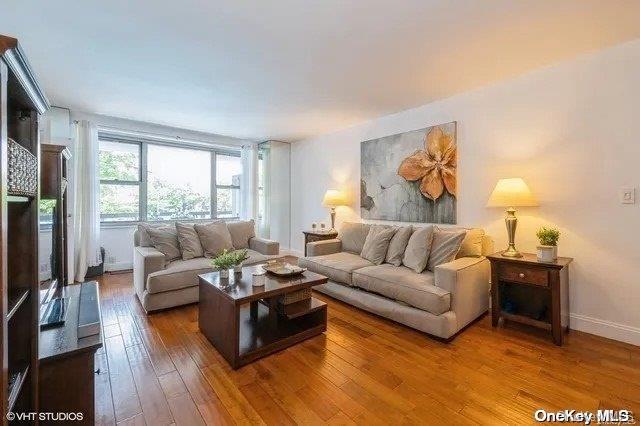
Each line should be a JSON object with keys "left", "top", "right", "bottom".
{"left": 486, "top": 178, "right": 538, "bottom": 257}
{"left": 322, "top": 189, "right": 348, "bottom": 231}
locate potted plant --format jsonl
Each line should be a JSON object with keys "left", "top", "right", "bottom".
{"left": 211, "top": 249, "right": 249, "bottom": 278}
{"left": 536, "top": 227, "right": 560, "bottom": 262}
{"left": 232, "top": 249, "right": 249, "bottom": 274}
{"left": 211, "top": 250, "right": 236, "bottom": 279}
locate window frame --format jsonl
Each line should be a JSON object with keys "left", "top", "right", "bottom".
{"left": 98, "top": 132, "right": 241, "bottom": 226}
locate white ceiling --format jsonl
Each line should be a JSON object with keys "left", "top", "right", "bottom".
{"left": 2, "top": 1, "right": 640, "bottom": 142}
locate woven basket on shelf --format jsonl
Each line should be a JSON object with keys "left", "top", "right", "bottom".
{"left": 7, "top": 138, "right": 37, "bottom": 197}
{"left": 278, "top": 288, "right": 312, "bottom": 305}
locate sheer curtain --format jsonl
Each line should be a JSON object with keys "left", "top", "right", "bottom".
{"left": 239, "top": 144, "right": 259, "bottom": 221}
{"left": 73, "top": 120, "right": 101, "bottom": 282}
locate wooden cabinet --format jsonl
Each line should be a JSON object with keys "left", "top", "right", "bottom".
{"left": 39, "top": 283, "right": 102, "bottom": 425}
{"left": 302, "top": 230, "right": 338, "bottom": 256}
{"left": 488, "top": 252, "right": 572, "bottom": 345}
{"left": 1, "top": 35, "right": 50, "bottom": 423}
{"left": 41, "top": 144, "right": 71, "bottom": 287}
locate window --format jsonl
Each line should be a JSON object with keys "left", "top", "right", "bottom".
{"left": 99, "top": 141, "right": 141, "bottom": 222}
{"left": 147, "top": 144, "right": 211, "bottom": 221}
{"left": 98, "top": 135, "right": 242, "bottom": 223}
{"left": 215, "top": 154, "right": 241, "bottom": 218}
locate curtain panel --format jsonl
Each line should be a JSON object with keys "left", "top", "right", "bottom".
{"left": 73, "top": 120, "right": 101, "bottom": 281}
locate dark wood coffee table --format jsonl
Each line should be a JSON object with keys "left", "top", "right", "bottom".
{"left": 198, "top": 265, "right": 328, "bottom": 369}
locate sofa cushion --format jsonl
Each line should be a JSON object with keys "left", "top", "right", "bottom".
{"left": 141, "top": 224, "right": 181, "bottom": 262}
{"left": 194, "top": 221, "right": 234, "bottom": 257}
{"left": 402, "top": 225, "right": 435, "bottom": 273}
{"left": 456, "top": 228, "right": 485, "bottom": 258}
{"left": 361, "top": 225, "right": 397, "bottom": 265}
{"left": 352, "top": 264, "right": 450, "bottom": 315}
{"left": 298, "top": 252, "right": 373, "bottom": 286}
{"left": 338, "top": 222, "right": 371, "bottom": 255}
{"left": 137, "top": 224, "right": 154, "bottom": 247}
{"left": 427, "top": 228, "right": 466, "bottom": 271}
{"left": 176, "top": 222, "right": 204, "bottom": 260}
{"left": 147, "top": 257, "right": 213, "bottom": 294}
{"left": 227, "top": 220, "right": 256, "bottom": 249}
{"left": 385, "top": 226, "right": 413, "bottom": 266}
{"left": 146, "top": 249, "right": 269, "bottom": 294}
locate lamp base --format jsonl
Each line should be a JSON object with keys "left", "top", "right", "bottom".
{"left": 329, "top": 207, "right": 336, "bottom": 232}
{"left": 501, "top": 207, "right": 523, "bottom": 258}
{"left": 501, "top": 245, "right": 523, "bottom": 258}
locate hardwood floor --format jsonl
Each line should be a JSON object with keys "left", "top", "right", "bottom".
{"left": 94, "top": 271, "right": 640, "bottom": 425}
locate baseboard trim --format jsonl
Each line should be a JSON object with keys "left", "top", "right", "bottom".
{"left": 570, "top": 313, "right": 640, "bottom": 346}
{"left": 106, "top": 261, "right": 133, "bottom": 272}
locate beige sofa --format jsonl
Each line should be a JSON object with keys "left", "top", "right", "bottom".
{"left": 299, "top": 223, "right": 493, "bottom": 340}
{"left": 133, "top": 222, "right": 280, "bottom": 312}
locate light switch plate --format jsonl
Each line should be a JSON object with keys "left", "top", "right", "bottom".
{"left": 620, "top": 187, "right": 635, "bottom": 204}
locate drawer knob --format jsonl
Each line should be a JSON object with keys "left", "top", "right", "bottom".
{"left": 518, "top": 273, "right": 525, "bottom": 278}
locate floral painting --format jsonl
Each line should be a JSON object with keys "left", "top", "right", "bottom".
{"left": 360, "top": 122, "right": 457, "bottom": 223}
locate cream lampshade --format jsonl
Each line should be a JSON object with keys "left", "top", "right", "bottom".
{"left": 487, "top": 178, "right": 538, "bottom": 257}
{"left": 322, "top": 189, "right": 348, "bottom": 231}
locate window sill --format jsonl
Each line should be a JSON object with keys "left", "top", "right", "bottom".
{"left": 100, "top": 217, "right": 241, "bottom": 230}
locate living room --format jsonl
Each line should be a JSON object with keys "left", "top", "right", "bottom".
{"left": 1, "top": 1, "right": 639, "bottom": 425}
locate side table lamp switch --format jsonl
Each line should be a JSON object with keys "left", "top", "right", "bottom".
{"left": 322, "top": 189, "right": 348, "bottom": 231}
{"left": 487, "top": 178, "right": 538, "bottom": 258}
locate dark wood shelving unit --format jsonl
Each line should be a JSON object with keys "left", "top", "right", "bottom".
{"left": 41, "top": 144, "right": 71, "bottom": 289}
{"left": 7, "top": 365, "right": 28, "bottom": 413}
{"left": 6, "top": 288, "right": 30, "bottom": 321}
{"left": 1, "top": 34, "right": 50, "bottom": 424}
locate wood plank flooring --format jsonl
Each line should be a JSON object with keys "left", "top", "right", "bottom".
{"left": 94, "top": 271, "right": 640, "bottom": 425}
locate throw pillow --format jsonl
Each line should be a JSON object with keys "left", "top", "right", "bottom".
{"left": 141, "top": 224, "right": 181, "bottom": 262}
{"left": 402, "top": 225, "right": 435, "bottom": 273}
{"left": 361, "top": 226, "right": 397, "bottom": 265}
{"left": 137, "top": 224, "right": 154, "bottom": 247}
{"left": 194, "top": 221, "right": 234, "bottom": 258}
{"left": 175, "top": 222, "right": 204, "bottom": 260}
{"left": 339, "top": 222, "right": 371, "bottom": 254}
{"left": 456, "top": 228, "right": 485, "bottom": 258}
{"left": 226, "top": 219, "right": 256, "bottom": 249}
{"left": 427, "top": 228, "right": 467, "bottom": 271}
{"left": 385, "top": 226, "right": 413, "bottom": 266}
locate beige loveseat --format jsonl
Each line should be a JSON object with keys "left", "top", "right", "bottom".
{"left": 133, "top": 221, "right": 280, "bottom": 312}
{"left": 299, "top": 223, "right": 492, "bottom": 340}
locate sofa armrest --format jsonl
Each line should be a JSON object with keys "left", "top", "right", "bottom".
{"left": 249, "top": 237, "right": 279, "bottom": 255}
{"left": 306, "top": 239, "right": 342, "bottom": 256}
{"left": 133, "top": 246, "right": 166, "bottom": 297}
{"left": 434, "top": 257, "right": 490, "bottom": 331}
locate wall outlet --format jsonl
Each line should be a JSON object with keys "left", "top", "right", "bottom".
{"left": 620, "top": 187, "right": 635, "bottom": 204}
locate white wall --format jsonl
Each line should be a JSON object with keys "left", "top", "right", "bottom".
{"left": 291, "top": 39, "right": 640, "bottom": 345}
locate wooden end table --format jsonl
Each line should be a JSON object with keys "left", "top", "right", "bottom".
{"left": 198, "top": 265, "right": 328, "bottom": 369}
{"left": 303, "top": 230, "right": 338, "bottom": 256}
{"left": 487, "top": 252, "right": 572, "bottom": 345}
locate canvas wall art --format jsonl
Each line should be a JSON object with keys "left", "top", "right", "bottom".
{"left": 360, "top": 121, "right": 457, "bottom": 223}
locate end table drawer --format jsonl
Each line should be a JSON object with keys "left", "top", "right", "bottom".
{"left": 499, "top": 264, "right": 548, "bottom": 287}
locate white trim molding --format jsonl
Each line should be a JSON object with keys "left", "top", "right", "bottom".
{"left": 570, "top": 313, "right": 640, "bottom": 346}
{"left": 105, "top": 261, "right": 133, "bottom": 272}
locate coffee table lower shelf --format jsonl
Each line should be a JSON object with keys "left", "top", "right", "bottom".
{"left": 238, "top": 299, "right": 326, "bottom": 366}
{"left": 199, "top": 290, "right": 327, "bottom": 369}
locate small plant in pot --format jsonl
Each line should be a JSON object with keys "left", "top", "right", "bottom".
{"left": 211, "top": 249, "right": 249, "bottom": 279}
{"left": 231, "top": 249, "right": 249, "bottom": 274}
{"left": 536, "top": 227, "right": 560, "bottom": 262}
